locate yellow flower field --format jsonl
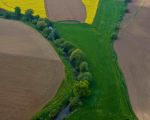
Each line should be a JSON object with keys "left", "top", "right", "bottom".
{"left": 0, "top": 0, "right": 99, "bottom": 24}
{"left": 82, "top": 0, "right": 99, "bottom": 24}
{"left": 0, "top": 0, "right": 46, "bottom": 17}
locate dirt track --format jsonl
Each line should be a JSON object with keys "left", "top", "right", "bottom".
{"left": 0, "top": 19, "right": 64, "bottom": 120}
{"left": 44, "top": 0, "right": 86, "bottom": 22}
{"left": 114, "top": 0, "right": 150, "bottom": 120}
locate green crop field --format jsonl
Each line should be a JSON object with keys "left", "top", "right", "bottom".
{"left": 55, "top": 0, "right": 137, "bottom": 119}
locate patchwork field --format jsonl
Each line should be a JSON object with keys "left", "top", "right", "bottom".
{"left": 1, "top": 0, "right": 149, "bottom": 120}
{"left": 115, "top": 0, "right": 150, "bottom": 119}
{"left": 0, "top": 19, "right": 64, "bottom": 120}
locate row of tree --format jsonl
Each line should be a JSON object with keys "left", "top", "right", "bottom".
{"left": 54, "top": 39, "right": 92, "bottom": 110}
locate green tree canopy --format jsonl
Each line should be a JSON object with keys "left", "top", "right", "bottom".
{"left": 73, "top": 80, "right": 91, "bottom": 98}
{"left": 69, "top": 49, "right": 85, "bottom": 68}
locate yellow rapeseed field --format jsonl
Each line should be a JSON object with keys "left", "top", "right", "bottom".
{"left": 0, "top": 0, "right": 99, "bottom": 24}
{"left": 82, "top": 0, "right": 99, "bottom": 24}
{"left": 0, "top": 0, "right": 46, "bottom": 17}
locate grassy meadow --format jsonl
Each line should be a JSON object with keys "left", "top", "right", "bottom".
{"left": 55, "top": 0, "right": 137, "bottom": 119}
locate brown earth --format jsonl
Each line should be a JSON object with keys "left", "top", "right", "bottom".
{"left": 114, "top": 0, "right": 150, "bottom": 120}
{"left": 44, "top": 0, "right": 86, "bottom": 22}
{"left": 0, "top": 19, "right": 64, "bottom": 120}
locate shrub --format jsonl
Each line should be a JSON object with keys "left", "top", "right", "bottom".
{"left": 54, "top": 38, "right": 65, "bottom": 47}
{"left": 31, "top": 15, "right": 40, "bottom": 25}
{"left": 48, "top": 30, "right": 60, "bottom": 41}
{"left": 14, "top": 7, "right": 21, "bottom": 19}
{"left": 77, "top": 72, "right": 92, "bottom": 81}
{"left": 44, "top": 18, "right": 53, "bottom": 26}
{"left": 69, "top": 49, "right": 85, "bottom": 68}
{"left": 111, "top": 32, "right": 118, "bottom": 40}
{"left": 73, "top": 80, "right": 91, "bottom": 98}
{"left": 24, "top": 9, "right": 34, "bottom": 21}
{"left": 61, "top": 41, "right": 75, "bottom": 55}
{"left": 68, "top": 48, "right": 76, "bottom": 57}
{"left": 79, "top": 61, "right": 89, "bottom": 72}
{"left": 42, "top": 27, "right": 51, "bottom": 38}
{"left": 53, "top": 30, "right": 60, "bottom": 40}
{"left": 69, "top": 97, "right": 82, "bottom": 110}
{"left": 48, "top": 31, "right": 55, "bottom": 40}
{"left": 36, "top": 20, "right": 47, "bottom": 31}
{"left": 3, "top": 12, "right": 11, "bottom": 19}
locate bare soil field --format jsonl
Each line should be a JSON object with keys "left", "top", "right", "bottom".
{"left": 0, "top": 19, "right": 64, "bottom": 120}
{"left": 114, "top": 0, "right": 150, "bottom": 120}
{"left": 44, "top": 0, "right": 86, "bottom": 22}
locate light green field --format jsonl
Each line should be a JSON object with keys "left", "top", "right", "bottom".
{"left": 55, "top": 0, "right": 137, "bottom": 119}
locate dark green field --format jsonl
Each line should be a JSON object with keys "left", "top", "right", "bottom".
{"left": 55, "top": 0, "right": 137, "bottom": 119}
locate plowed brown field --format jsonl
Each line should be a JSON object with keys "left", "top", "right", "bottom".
{"left": 0, "top": 19, "right": 64, "bottom": 120}
{"left": 115, "top": 0, "right": 150, "bottom": 119}
{"left": 44, "top": 0, "right": 86, "bottom": 22}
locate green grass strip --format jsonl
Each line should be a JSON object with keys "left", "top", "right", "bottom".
{"left": 55, "top": 0, "right": 137, "bottom": 119}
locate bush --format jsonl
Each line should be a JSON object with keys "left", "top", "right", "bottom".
{"left": 68, "top": 48, "right": 76, "bottom": 57}
{"left": 111, "top": 32, "right": 118, "bottom": 40}
{"left": 36, "top": 20, "right": 47, "bottom": 31}
{"left": 69, "top": 97, "right": 82, "bottom": 110}
{"left": 69, "top": 49, "right": 85, "bottom": 68}
{"left": 44, "top": 18, "right": 53, "bottom": 26}
{"left": 79, "top": 61, "right": 89, "bottom": 72}
{"left": 47, "top": 31, "right": 55, "bottom": 40}
{"left": 53, "top": 30, "right": 60, "bottom": 40}
{"left": 14, "top": 7, "right": 21, "bottom": 19}
{"left": 31, "top": 15, "right": 40, "bottom": 25}
{"left": 73, "top": 80, "right": 91, "bottom": 98}
{"left": 24, "top": 9, "right": 34, "bottom": 21}
{"left": 77, "top": 72, "right": 92, "bottom": 81}
{"left": 61, "top": 41, "right": 75, "bottom": 55}
{"left": 3, "top": 12, "right": 11, "bottom": 19}
{"left": 42, "top": 27, "right": 51, "bottom": 38}
{"left": 54, "top": 38, "right": 65, "bottom": 46}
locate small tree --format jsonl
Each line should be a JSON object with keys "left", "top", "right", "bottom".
{"left": 14, "top": 7, "right": 21, "bottom": 19}
{"left": 36, "top": 20, "right": 47, "bottom": 31}
{"left": 73, "top": 80, "right": 91, "bottom": 98}
{"left": 53, "top": 30, "right": 60, "bottom": 40}
{"left": 54, "top": 38, "right": 65, "bottom": 47}
{"left": 79, "top": 61, "right": 89, "bottom": 72}
{"left": 78, "top": 72, "right": 92, "bottom": 81}
{"left": 44, "top": 18, "right": 53, "bottom": 26}
{"left": 61, "top": 41, "right": 75, "bottom": 55}
{"left": 69, "top": 49, "right": 85, "bottom": 68}
{"left": 48, "top": 31, "right": 55, "bottom": 40}
{"left": 69, "top": 97, "right": 82, "bottom": 110}
{"left": 31, "top": 15, "right": 40, "bottom": 25}
{"left": 42, "top": 27, "right": 51, "bottom": 38}
{"left": 25, "top": 9, "right": 34, "bottom": 21}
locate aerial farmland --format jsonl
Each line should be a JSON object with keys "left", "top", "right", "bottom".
{"left": 0, "top": 0, "right": 150, "bottom": 120}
